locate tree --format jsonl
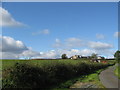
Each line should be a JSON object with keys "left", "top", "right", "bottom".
{"left": 61, "top": 54, "right": 68, "bottom": 59}
{"left": 101, "top": 57, "right": 105, "bottom": 60}
{"left": 91, "top": 53, "right": 98, "bottom": 59}
{"left": 114, "top": 50, "right": 120, "bottom": 62}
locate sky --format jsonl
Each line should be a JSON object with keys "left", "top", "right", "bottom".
{"left": 0, "top": 2, "right": 119, "bottom": 59}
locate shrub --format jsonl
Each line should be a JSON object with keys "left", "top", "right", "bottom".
{"left": 2, "top": 61, "right": 113, "bottom": 89}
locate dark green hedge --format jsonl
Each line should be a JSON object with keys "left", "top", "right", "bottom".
{"left": 2, "top": 62, "right": 114, "bottom": 89}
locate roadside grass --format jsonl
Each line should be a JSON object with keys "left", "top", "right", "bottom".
{"left": 78, "top": 70, "right": 105, "bottom": 88}
{"left": 52, "top": 69, "right": 106, "bottom": 89}
{"left": 114, "top": 65, "right": 120, "bottom": 79}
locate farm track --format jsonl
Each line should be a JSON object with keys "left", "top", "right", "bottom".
{"left": 99, "top": 64, "right": 120, "bottom": 88}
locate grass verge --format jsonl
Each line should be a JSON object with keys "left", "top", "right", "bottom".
{"left": 114, "top": 65, "right": 120, "bottom": 79}
{"left": 52, "top": 69, "right": 107, "bottom": 89}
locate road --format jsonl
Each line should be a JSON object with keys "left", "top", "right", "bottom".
{"left": 99, "top": 64, "right": 120, "bottom": 88}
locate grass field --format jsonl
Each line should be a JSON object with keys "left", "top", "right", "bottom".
{"left": 1, "top": 59, "right": 115, "bottom": 70}
{"left": 2, "top": 59, "right": 90, "bottom": 70}
{"left": 115, "top": 65, "right": 120, "bottom": 79}
{"left": 1, "top": 59, "right": 115, "bottom": 89}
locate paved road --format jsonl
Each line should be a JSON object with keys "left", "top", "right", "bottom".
{"left": 99, "top": 64, "right": 120, "bottom": 88}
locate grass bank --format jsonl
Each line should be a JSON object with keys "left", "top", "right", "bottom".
{"left": 52, "top": 69, "right": 106, "bottom": 89}
{"left": 114, "top": 65, "right": 120, "bottom": 79}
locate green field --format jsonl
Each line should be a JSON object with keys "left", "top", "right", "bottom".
{"left": 1, "top": 59, "right": 115, "bottom": 70}
{"left": 1, "top": 59, "right": 115, "bottom": 89}
{"left": 2, "top": 59, "right": 86, "bottom": 70}
{"left": 115, "top": 64, "right": 120, "bottom": 79}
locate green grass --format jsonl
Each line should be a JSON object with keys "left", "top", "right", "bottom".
{"left": 52, "top": 69, "right": 106, "bottom": 89}
{"left": 78, "top": 70, "right": 105, "bottom": 88}
{"left": 2, "top": 59, "right": 89, "bottom": 70}
{"left": 2, "top": 59, "right": 115, "bottom": 70}
{"left": 115, "top": 65, "right": 120, "bottom": 79}
{"left": 2, "top": 59, "right": 115, "bottom": 89}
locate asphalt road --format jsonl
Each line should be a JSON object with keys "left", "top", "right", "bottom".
{"left": 99, "top": 64, "right": 120, "bottom": 88}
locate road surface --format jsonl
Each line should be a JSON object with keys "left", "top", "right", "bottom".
{"left": 99, "top": 64, "right": 120, "bottom": 88}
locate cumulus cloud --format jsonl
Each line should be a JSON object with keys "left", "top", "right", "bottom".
{"left": 96, "top": 34, "right": 105, "bottom": 39}
{"left": 38, "top": 48, "right": 114, "bottom": 59}
{"left": 40, "top": 49, "right": 93, "bottom": 59}
{"left": 21, "top": 50, "right": 40, "bottom": 58}
{"left": 61, "top": 49, "right": 95, "bottom": 57}
{"left": 0, "top": 36, "right": 40, "bottom": 59}
{"left": 53, "top": 37, "right": 85, "bottom": 49}
{"left": 53, "top": 37, "right": 113, "bottom": 50}
{"left": 65, "top": 38, "right": 84, "bottom": 47}
{"left": 39, "top": 40, "right": 114, "bottom": 58}
{"left": 0, "top": 7, "right": 25, "bottom": 27}
{"left": 114, "top": 32, "right": 120, "bottom": 38}
{"left": 39, "top": 49, "right": 79, "bottom": 59}
{"left": 1, "top": 50, "right": 41, "bottom": 59}
{"left": 39, "top": 50, "right": 59, "bottom": 59}
{"left": 1, "top": 52, "right": 20, "bottom": 59}
{"left": 1, "top": 36, "right": 115, "bottom": 59}
{"left": 32, "top": 29, "right": 50, "bottom": 35}
{"left": 51, "top": 37, "right": 114, "bottom": 58}
{"left": 0, "top": 36, "right": 28, "bottom": 53}
{"left": 88, "top": 41, "right": 113, "bottom": 50}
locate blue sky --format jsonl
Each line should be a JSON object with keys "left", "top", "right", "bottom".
{"left": 1, "top": 2, "right": 118, "bottom": 59}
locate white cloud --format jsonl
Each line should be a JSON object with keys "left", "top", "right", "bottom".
{"left": 60, "top": 49, "right": 95, "bottom": 57}
{"left": 53, "top": 38, "right": 63, "bottom": 48}
{"left": 39, "top": 49, "right": 93, "bottom": 59}
{"left": 21, "top": 50, "right": 40, "bottom": 58}
{"left": 39, "top": 50, "right": 59, "bottom": 59}
{"left": 0, "top": 36, "right": 40, "bottom": 59}
{"left": 88, "top": 41, "right": 113, "bottom": 50}
{"left": 53, "top": 37, "right": 113, "bottom": 50}
{"left": 79, "top": 49, "right": 96, "bottom": 56}
{"left": 94, "top": 49, "right": 115, "bottom": 56}
{"left": 96, "top": 34, "right": 105, "bottom": 39}
{"left": 52, "top": 37, "right": 114, "bottom": 58}
{"left": 106, "top": 55, "right": 114, "bottom": 59}
{"left": 114, "top": 32, "right": 120, "bottom": 38}
{"left": 0, "top": 36, "right": 28, "bottom": 53}
{"left": 32, "top": 29, "right": 50, "bottom": 35}
{"left": 1, "top": 36, "right": 115, "bottom": 59}
{"left": 0, "top": 7, "right": 25, "bottom": 27}
{"left": 65, "top": 38, "right": 82, "bottom": 46}
{"left": 1, "top": 52, "right": 20, "bottom": 59}
{"left": 1, "top": 50, "right": 40, "bottom": 59}
{"left": 53, "top": 37, "right": 85, "bottom": 49}
{"left": 41, "top": 39, "right": 115, "bottom": 58}
{"left": 38, "top": 48, "right": 114, "bottom": 59}
{"left": 39, "top": 49, "right": 79, "bottom": 59}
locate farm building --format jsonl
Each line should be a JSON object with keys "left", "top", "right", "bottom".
{"left": 70, "top": 55, "right": 81, "bottom": 60}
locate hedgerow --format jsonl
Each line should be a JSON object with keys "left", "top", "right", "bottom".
{"left": 2, "top": 61, "right": 115, "bottom": 89}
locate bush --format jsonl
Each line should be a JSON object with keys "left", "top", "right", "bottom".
{"left": 2, "top": 61, "right": 113, "bottom": 89}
